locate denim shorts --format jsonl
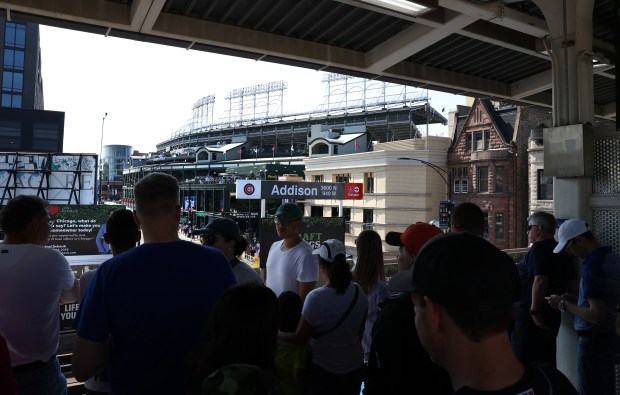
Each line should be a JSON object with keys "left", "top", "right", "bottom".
{"left": 13, "top": 357, "right": 67, "bottom": 395}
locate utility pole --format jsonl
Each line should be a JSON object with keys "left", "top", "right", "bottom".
{"left": 98, "top": 112, "right": 108, "bottom": 204}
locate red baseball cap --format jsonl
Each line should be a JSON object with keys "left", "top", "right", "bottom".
{"left": 385, "top": 223, "right": 442, "bottom": 256}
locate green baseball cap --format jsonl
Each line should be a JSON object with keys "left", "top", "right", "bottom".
{"left": 275, "top": 203, "right": 303, "bottom": 220}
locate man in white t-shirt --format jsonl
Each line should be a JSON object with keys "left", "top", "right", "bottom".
{"left": 265, "top": 202, "right": 318, "bottom": 301}
{"left": 0, "top": 196, "right": 79, "bottom": 395}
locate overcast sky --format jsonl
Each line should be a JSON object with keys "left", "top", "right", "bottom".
{"left": 39, "top": 25, "right": 466, "bottom": 155}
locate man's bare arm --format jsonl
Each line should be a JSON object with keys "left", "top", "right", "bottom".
{"left": 298, "top": 281, "right": 316, "bottom": 303}
{"left": 531, "top": 275, "right": 549, "bottom": 312}
{"left": 60, "top": 277, "right": 79, "bottom": 304}
{"left": 72, "top": 336, "right": 106, "bottom": 382}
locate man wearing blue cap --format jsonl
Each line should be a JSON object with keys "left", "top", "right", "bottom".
{"left": 265, "top": 202, "right": 317, "bottom": 301}
{"left": 547, "top": 219, "right": 620, "bottom": 395}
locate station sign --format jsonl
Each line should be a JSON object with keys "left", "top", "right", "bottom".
{"left": 236, "top": 180, "right": 363, "bottom": 200}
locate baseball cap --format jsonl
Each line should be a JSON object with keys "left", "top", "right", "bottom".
{"left": 312, "top": 239, "right": 346, "bottom": 263}
{"left": 411, "top": 232, "right": 517, "bottom": 313}
{"left": 194, "top": 217, "right": 241, "bottom": 240}
{"left": 553, "top": 219, "right": 590, "bottom": 254}
{"left": 385, "top": 223, "right": 442, "bottom": 256}
{"left": 275, "top": 203, "right": 303, "bottom": 221}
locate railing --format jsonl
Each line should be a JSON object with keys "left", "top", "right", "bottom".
{"left": 361, "top": 223, "right": 374, "bottom": 231}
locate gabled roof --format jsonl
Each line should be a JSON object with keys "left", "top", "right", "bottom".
{"left": 480, "top": 100, "right": 516, "bottom": 144}
{"left": 448, "top": 99, "right": 517, "bottom": 151}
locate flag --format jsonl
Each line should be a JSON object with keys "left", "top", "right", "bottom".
{"left": 237, "top": 149, "right": 242, "bottom": 155}
{"left": 355, "top": 139, "right": 361, "bottom": 151}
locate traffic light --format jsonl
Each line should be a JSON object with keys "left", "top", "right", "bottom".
{"left": 438, "top": 200, "right": 455, "bottom": 230}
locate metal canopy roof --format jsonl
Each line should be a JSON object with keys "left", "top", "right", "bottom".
{"left": 2, "top": 0, "right": 615, "bottom": 121}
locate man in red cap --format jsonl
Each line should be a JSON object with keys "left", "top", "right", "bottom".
{"left": 364, "top": 223, "right": 450, "bottom": 395}
{"left": 384, "top": 223, "right": 442, "bottom": 294}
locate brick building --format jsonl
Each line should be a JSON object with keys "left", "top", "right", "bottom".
{"left": 447, "top": 99, "right": 551, "bottom": 249}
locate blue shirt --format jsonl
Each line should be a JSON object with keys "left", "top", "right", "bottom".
{"left": 75, "top": 240, "right": 236, "bottom": 395}
{"left": 575, "top": 246, "right": 620, "bottom": 333}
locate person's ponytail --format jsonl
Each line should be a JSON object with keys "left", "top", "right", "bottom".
{"left": 323, "top": 253, "right": 352, "bottom": 294}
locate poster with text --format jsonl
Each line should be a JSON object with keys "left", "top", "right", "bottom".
{"left": 47, "top": 204, "right": 125, "bottom": 256}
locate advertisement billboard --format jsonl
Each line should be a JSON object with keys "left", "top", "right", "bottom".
{"left": 0, "top": 152, "right": 97, "bottom": 205}
{"left": 47, "top": 204, "right": 124, "bottom": 331}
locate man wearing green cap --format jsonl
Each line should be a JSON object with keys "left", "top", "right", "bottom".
{"left": 265, "top": 202, "right": 317, "bottom": 302}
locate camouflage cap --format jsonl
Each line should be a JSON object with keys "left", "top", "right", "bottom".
{"left": 202, "top": 364, "right": 284, "bottom": 395}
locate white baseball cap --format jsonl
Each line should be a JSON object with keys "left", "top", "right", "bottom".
{"left": 553, "top": 219, "right": 590, "bottom": 254}
{"left": 312, "top": 239, "right": 346, "bottom": 263}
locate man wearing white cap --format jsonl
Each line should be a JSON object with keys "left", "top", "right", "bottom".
{"left": 547, "top": 219, "right": 620, "bottom": 395}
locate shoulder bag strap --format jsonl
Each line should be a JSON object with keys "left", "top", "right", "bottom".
{"left": 313, "top": 284, "right": 360, "bottom": 339}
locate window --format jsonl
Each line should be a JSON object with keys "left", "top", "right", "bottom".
{"left": 362, "top": 209, "right": 374, "bottom": 230}
{"left": 466, "top": 133, "right": 472, "bottom": 152}
{"left": 4, "top": 22, "right": 26, "bottom": 48}
{"left": 2, "top": 71, "right": 23, "bottom": 92}
{"left": 314, "top": 175, "right": 324, "bottom": 182}
{"left": 0, "top": 120, "right": 21, "bottom": 150}
{"left": 478, "top": 166, "right": 488, "bottom": 192}
{"left": 495, "top": 166, "right": 504, "bottom": 193}
{"left": 537, "top": 170, "right": 554, "bottom": 200}
{"left": 343, "top": 207, "right": 351, "bottom": 234}
{"left": 333, "top": 173, "right": 350, "bottom": 183}
{"left": 474, "top": 132, "right": 484, "bottom": 150}
{"left": 484, "top": 130, "right": 490, "bottom": 150}
{"left": 364, "top": 172, "right": 374, "bottom": 193}
{"left": 3, "top": 49, "right": 24, "bottom": 70}
{"left": 331, "top": 207, "right": 339, "bottom": 217}
{"left": 310, "top": 206, "right": 323, "bottom": 217}
{"left": 495, "top": 213, "right": 504, "bottom": 240}
{"left": 32, "top": 123, "right": 60, "bottom": 151}
{"left": 312, "top": 143, "right": 329, "bottom": 155}
{"left": 1, "top": 93, "right": 21, "bottom": 108}
{"left": 483, "top": 212, "right": 489, "bottom": 239}
{"left": 453, "top": 179, "right": 461, "bottom": 194}
{"left": 461, "top": 179, "right": 469, "bottom": 193}
{"left": 463, "top": 167, "right": 468, "bottom": 177}
{"left": 333, "top": 145, "right": 338, "bottom": 154}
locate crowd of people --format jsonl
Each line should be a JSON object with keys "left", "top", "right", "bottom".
{"left": 0, "top": 173, "right": 618, "bottom": 395}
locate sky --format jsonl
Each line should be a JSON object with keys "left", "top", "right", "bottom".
{"left": 39, "top": 25, "right": 467, "bottom": 155}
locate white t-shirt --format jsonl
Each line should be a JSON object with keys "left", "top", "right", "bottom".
{"left": 265, "top": 240, "right": 317, "bottom": 296}
{"left": 232, "top": 259, "right": 263, "bottom": 285}
{"left": 0, "top": 243, "right": 75, "bottom": 366}
{"left": 303, "top": 283, "right": 368, "bottom": 374}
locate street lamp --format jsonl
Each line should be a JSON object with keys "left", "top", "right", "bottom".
{"left": 98, "top": 112, "right": 108, "bottom": 204}
{"left": 397, "top": 156, "right": 451, "bottom": 201}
